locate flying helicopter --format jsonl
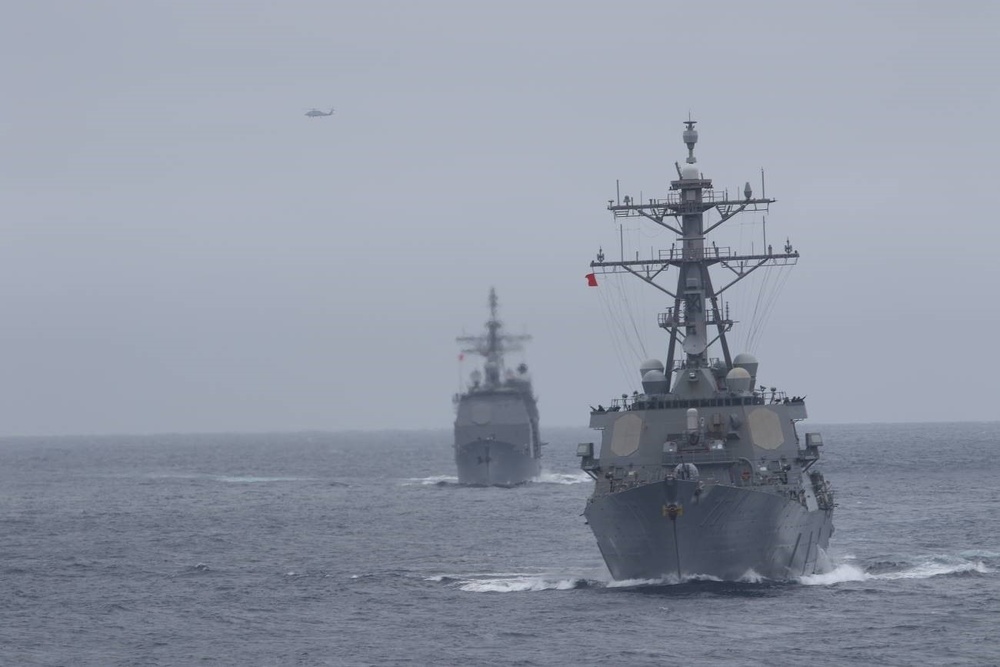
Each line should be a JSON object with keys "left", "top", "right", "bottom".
{"left": 305, "top": 107, "right": 334, "bottom": 118}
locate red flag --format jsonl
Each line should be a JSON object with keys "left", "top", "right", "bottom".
{"left": 458, "top": 353, "right": 465, "bottom": 361}
{"left": 585, "top": 273, "right": 598, "bottom": 287}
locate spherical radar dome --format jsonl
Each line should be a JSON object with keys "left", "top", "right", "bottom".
{"left": 642, "top": 369, "right": 666, "bottom": 383}
{"left": 725, "top": 367, "right": 752, "bottom": 393}
{"left": 640, "top": 358, "right": 665, "bottom": 374}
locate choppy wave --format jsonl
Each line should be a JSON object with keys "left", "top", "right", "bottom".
{"left": 533, "top": 471, "right": 591, "bottom": 485}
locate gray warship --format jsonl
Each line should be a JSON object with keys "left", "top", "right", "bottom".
{"left": 453, "top": 288, "right": 542, "bottom": 486}
{"left": 578, "top": 120, "right": 834, "bottom": 581}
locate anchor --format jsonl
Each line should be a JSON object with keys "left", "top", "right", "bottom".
{"left": 662, "top": 477, "right": 684, "bottom": 581}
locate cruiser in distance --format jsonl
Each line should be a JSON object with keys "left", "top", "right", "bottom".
{"left": 453, "top": 288, "right": 542, "bottom": 487}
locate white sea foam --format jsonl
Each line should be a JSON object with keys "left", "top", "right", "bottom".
{"left": 457, "top": 575, "right": 585, "bottom": 593}
{"left": 605, "top": 577, "right": 671, "bottom": 588}
{"left": 604, "top": 572, "right": 723, "bottom": 587}
{"left": 533, "top": 471, "right": 591, "bottom": 485}
{"left": 798, "top": 562, "right": 869, "bottom": 585}
{"left": 875, "top": 559, "right": 990, "bottom": 580}
{"left": 429, "top": 570, "right": 591, "bottom": 592}
{"left": 737, "top": 569, "right": 765, "bottom": 583}
{"left": 403, "top": 475, "right": 460, "bottom": 486}
{"left": 799, "top": 556, "right": 991, "bottom": 586}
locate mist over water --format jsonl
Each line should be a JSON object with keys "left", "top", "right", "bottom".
{"left": 2, "top": 423, "right": 998, "bottom": 666}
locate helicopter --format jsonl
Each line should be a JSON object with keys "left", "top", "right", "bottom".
{"left": 305, "top": 107, "right": 334, "bottom": 118}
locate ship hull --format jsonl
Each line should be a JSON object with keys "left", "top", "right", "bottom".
{"left": 455, "top": 439, "right": 541, "bottom": 487}
{"left": 585, "top": 479, "right": 834, "bottom": 581}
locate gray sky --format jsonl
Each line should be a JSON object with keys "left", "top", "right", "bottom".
{"left": 2, "top": 1, "right": 998, "bottom": 435}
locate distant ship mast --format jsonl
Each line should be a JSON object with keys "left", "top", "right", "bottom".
{"left": 592, "top": 119, "right": 798, "bottom": 393}
{"left": 456, "top": 287, "right": 531, "bottom": 388}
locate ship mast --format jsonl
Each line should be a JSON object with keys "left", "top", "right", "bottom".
{"left": 592, "top": 119, "right": 798, "bottom": 395}
{"left": 456, "top": 287, "right": 531, "bottom": 388}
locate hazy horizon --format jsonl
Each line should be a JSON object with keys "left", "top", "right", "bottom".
{"left": 2, "top": 1, "right": 998, "bottom": 436}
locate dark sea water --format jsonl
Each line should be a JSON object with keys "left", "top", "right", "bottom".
{"left": 2, "top": 422, "right": 999, "bottom": 666}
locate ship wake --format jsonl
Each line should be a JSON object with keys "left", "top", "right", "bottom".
{"left": 428, "top": 570, "right": 762, "bottom": 593}
{"left": 799, "top": 552, "right": 993, "bottom": 586}
{"left": 427, "top": 572, "right": 592, "bottom": 593}
{"left": 532, "top": 470, "right": 591, "bottom": 485}
{"left": 402, "top": 475, "right": 460, "bottom": 486}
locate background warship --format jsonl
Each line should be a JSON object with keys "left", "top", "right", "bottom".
{"left": 453, "top": 288, "right": 542, "bottom": 486}
{"left": 578, "top": 120, "right": 834, "bottom": 581}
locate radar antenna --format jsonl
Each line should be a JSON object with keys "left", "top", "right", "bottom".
{"left": 456, "top": 288, "right": 531, "bottom": 387}
{"left": 593, "top": 120, "right": 798, "bottom": 393}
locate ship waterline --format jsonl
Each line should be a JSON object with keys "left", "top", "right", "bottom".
{"left": 453, "top": 439, "right": 542, "bottom": 487}
{"left": 585, "top": 477, "right": 833, "bottom": 581}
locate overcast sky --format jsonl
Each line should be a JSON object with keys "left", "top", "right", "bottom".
{"left": 1, "top": 1, "right": 998, "bottom": 435}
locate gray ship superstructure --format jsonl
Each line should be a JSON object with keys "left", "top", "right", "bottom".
{"left": 578, "top": 120, "right": 834, "bottom": 581}
{"left": 454, "top": 288, "right": 542, "bottom": 486}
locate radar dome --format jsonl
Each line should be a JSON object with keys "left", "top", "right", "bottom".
{"left": 733, "top": 352, "right": 759, "bottom": 382}
{"left": 681, "top": 163, "right": 700, "bottom": 180}
{"left": 639, "top": 358, "right": 665, "bottom": 380}
{"left": 726, "top": 367, "right": 752, "bottom": 393}
{"left": 641, "top": 369, "right": 669, "bottom": 395}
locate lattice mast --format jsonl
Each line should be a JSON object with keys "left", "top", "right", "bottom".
{"left": 591, "top": 119, "right": 798, "bottom": 392}
{"left": 456, "top": 287, "right": 531, "bottom": 387}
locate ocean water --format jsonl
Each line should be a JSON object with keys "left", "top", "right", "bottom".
{"left": 2, "top": 422, "right": 998, "bottom": 666}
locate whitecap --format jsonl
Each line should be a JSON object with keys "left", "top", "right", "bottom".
{"left": 458, "top": 575, "right": 585, "bottom": 593}
{"left": 532, "top": 471, "right": 591, "bottom": 485}
{"left": 429, "top": 570, "right": 591, "bottom": 593}
{"left": 875, "top": 559, "right": 990, "bottom": 580}
{"left": 605, "top": 577, "right": 671, "bottom": 588}
{"left": 799, "top": 562, "right": 869, "bottom": 585}
{"left": 402, "top": 475, "right": 459, "bottom": 486}
{"left": 799, "top": 555, "right": 991, "bottom": 585}
{"left": 737, "top": 569, "right": 766, "bottom": 584}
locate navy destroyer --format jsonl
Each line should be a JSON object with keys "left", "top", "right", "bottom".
{"left": 454, "top": 288, "right": 542, "bottom": 486}
{"left": 578, "top": 120, "right": 834, "bottom": 581}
